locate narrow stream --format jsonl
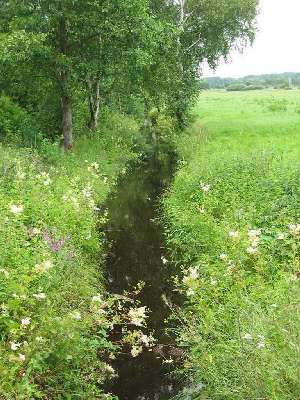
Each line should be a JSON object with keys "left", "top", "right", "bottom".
{"left": 103, "top": 150, "right": 180, "bottom": 400}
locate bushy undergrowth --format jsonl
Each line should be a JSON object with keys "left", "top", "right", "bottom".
{"left": 0, "top": 96, "right": 40, "bottom": 147}
{"left": 163, "top": 90, "right": 300, "bottom": 399}
{"left": 0, "top": 114, "right": 141, "bottom": 399}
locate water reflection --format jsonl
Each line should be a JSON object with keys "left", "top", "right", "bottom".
{"left": 103, "top": 152, "right": 179, "bottom": 400}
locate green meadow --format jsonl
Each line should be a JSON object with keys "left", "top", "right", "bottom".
{"left": 164, "top": 89, "right": 300, "bottom": 399}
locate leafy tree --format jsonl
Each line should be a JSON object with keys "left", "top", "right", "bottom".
{"left": 151, "top": 0, "right": 259, "bottom": 126}
{"left": 0, "top": 0, "right": 259, "bottom": 147}
{"left": 0, "top": 0, "right": 155, "bottom": 150}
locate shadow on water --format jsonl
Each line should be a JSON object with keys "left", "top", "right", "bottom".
{"left": 103, "top": 149, "right": 181, "bottom": 400}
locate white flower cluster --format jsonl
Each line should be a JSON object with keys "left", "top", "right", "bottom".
{"left": 200, "top": 182, "right": 210, "bottom": 193}
{"left": 242, "top": 333, "right": 266, "bottom": 349}
{"left": 130, "top": 331, "right": 154, "bottom": 358}
{"left": 37, "top": 171, "right": 52, "bottom": 186}
{"left": 82, "top": 185, "right": 93, "bottom": 199}
{"left": 228, "top": 230, "right": 239, "bottom": 239}
{"left": 35, "top": 260, "right": 53, "bottom": 273}
{"left": 88, "top": 162, "right": 100, "bottom": 177}
{"left": 0, "top": 268, "right": 10, "bottom": 278}
{"left": 247, "top": 229, "right": 261, "bottom": 255}
{"left": 33, "top": 292, "right": 46, "bottom": 301}
{"left": 183, "top": 266, "right": 199, "bottom": 282}
{"left": 288, "top": 223, "right": 300, "bottom": 237}
{"left": 9, "top": 204, "right": 24, "bottom": 215}
{"left": 128, "top": 306, "right": 147, "bottom": 327}
{"left": 182, "top": 266, "right": 199, "bottom": 297}
{"left": 70, "top": 310, "right": 81, "bottom": 321}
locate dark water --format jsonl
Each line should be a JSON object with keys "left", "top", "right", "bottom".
{"left": 103, "top": 152, "right": 180, "bottom": 400}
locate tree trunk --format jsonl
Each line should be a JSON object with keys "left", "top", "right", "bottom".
{"left": 58, "top": 14, "right": 73, "bottom": 151}
{"left": 87, "top": 78, "right": 100, "bottom": 131}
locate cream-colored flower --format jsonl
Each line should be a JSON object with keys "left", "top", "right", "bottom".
{"left": 248, "top": 229, "right": 261, "bottom": 239}
{"left": 82, "top": 186, "right": 93, "bottom": 199}
{"left": 163, "top": 358, "right": 174, "bottom": 364}
{"left": 9, "top": 204, "right": 24, "bottom": 214}
{"left": 32, "top": 227, "right": 41, "bottom": 236}
{"left": 228, "top": 230, "right": 239, "bottom": 239}
{"left": 247, "top": 246, "right": 258, "bottom": 255}
{"left": 242, "top": 333, "right": 252, "bottom": 340}
{"left": 43, "top": 178, "right": 51, "bottom": 186}
{"left": 128, "top": 306, "right": 147, "bottom": 327}
{"left": 201, "top": 183, "right": 210, "bottom": 193}
{"left": 277, "top": 233, "right": 286, "bottom": 240}
{"left": 16, "top": 171, "right": 26, "bottom": 180}
{"left": 186, "top": 288, "right": 195, "bottom": 297}
{"left": 71, "top": 311, "right": 81, "bottom": 320}
{"left": 18, "top": 353, "right": 26, "bottom": 362}
{"left": 188, "top": 266, "right": 199, "bottom": 280}
{"left": 33, "top": 293, "right": 46, "bottom": 300}
{"left": 161, "top": 256, "right": 168, "bottom": 265}
{"left": 0, "top": 268, "right": 9, "bottom": 278}
{"left": 131, "top": 345, "right": 143, "bottom": 358}
{"left": 21, "top": 317, "right": 31, "bottom": 326}
{"left": 289, "top": 223, "right": 300, "bottom": 236}
{"left": 10, "top": 342, "right": 21, "bottom": 351}
{"left": 104, "top": 364, "right": 116, "bottom": 375}
{"left": 139, "top": 333, "right": 152, "bottom": 347}
{"left": 35, "top": 260, "right": 53, "bottom": 273}
{"left": 92, "top": 295, "right": 103, "bottom": 303}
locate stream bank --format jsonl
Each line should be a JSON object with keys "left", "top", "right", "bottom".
{"left": 103, "top": 150, "right": 180, "bottom": 400}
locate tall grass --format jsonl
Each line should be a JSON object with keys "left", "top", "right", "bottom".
{"left": 0, "top": 113, "right": 140, "bottom": 399}
{"left": 163, "top": 90, "right": 300, "bottom": 399}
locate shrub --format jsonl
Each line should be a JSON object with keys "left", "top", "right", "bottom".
{"left": 0, "top": 96, "right": 40, "bottom": 146}
{"left": 243, "top": 84, "right": 265, "bottom": 90}
{"left": 226, "top": 83, "right": 247, "bottom": 91}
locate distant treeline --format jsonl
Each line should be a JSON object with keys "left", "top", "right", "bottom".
{"left": 201, "top": 72, "right": 300, "bottom": 91}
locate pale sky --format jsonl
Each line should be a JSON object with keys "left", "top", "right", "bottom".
{"left": 203, "top": 0, "right": 300, "bottom": 78}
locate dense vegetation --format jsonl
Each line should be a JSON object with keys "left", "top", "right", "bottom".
{"left": 202, "top": 72, "right": 300, "bottom": 91}
{"left": 0, "top": 0, "right": 258, "bottom": 148}
{"left": 0, "top": 114, "right": 143, "bottom": 398}
{"left": 2, "top": 0, "right": 299, "bottom": 397}
{"left": 163, "top": 90, "right": 300, "bottom": 399}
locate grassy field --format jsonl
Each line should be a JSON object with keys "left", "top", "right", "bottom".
{"left": 0, "top": 113, "right": 141, "bottom": 399}
{"left": 163, "top": 90, "right": 300, "bottom": 399}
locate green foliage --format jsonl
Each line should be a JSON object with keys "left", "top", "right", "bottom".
{"left": 0, "top": 116, "right": 141, "bottom": 398}
{"left": 226, "top": 83, "right": 266, "bottom": 91}
{"left": 205, "top": 72, "right": 300, "bottom": 90}
{"left": 0, "top": 0, "right": 259, "bottom": 144}
{"left": 226, "top": 83, "right": 248, "bottom": 91}
{"left": 0, "top": 96, "right": 40, "bottom": 146}
{"left": 163, "top": 90, "right": 300, "bottom": 399}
